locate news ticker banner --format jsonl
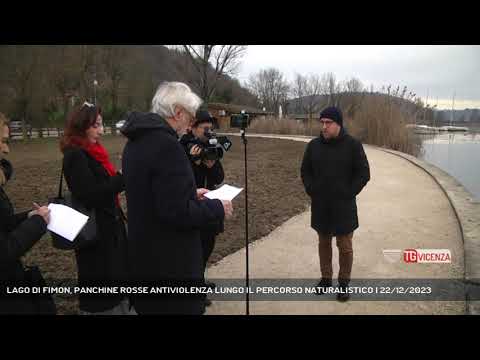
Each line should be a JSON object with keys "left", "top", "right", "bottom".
{"left": 1, "top": 279, "right": 480, "bottom": 301}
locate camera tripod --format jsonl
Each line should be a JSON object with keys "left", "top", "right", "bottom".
{"left": 240, "top": 126, "right": 250, "bottom": 316}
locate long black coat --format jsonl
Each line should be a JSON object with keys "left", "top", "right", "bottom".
{"left": 0, "top": 186, "right": 47, "bottom": 314}
{"left": 121, "top": 112, "right": 225, "bottom": 315}
{"left": 301, "top": 128, "right": 370, "bottom": 236}
{"left": 62, "top": 146, "right": 127, "bottom": 313}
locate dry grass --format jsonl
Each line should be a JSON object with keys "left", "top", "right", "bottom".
{"left": 346, "top": 96, "right": 422, "bottom": 156}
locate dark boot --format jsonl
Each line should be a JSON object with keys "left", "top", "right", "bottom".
{"left": 336, "top": 283, "right": 350, "bottom": 302}
{"left": 315, "top": 278, "right": 333, "bottom": 295}
{"left": 205, "top": 281, "right": 216, "bottom": 290}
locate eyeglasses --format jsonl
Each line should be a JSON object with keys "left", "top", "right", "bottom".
{"left": 320, "top": 120, "right": 334, "bottom": 127}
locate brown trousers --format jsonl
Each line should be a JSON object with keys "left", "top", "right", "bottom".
{"left": 317, "top": 231, "right": 354, "bottom": 284}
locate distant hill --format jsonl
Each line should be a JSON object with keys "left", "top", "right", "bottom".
{"left": 121, "top": 45, "right": 258, "bottom": 107}
{"left": 286, "top": 92, "right": 480, "bottom": 124}
{"left": 0, "top": 45, "right": 259, "bottom": 127}
{"left": 285, "top": 92, "right": 419, "bottom": 116}
{"left": 434, "top": 108, "right": 480, "bottom": 123}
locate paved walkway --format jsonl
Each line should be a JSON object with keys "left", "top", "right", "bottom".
{"left": 206, "top": 136, "right": 466, "bottom": 315}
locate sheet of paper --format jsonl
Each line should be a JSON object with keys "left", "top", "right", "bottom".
{"left": 204, "top": 184, "right": 244, "bottom": 201}
{"left": 47, "top": 203, "right": 89, "bottom": 242}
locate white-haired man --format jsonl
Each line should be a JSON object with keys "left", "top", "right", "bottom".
{"left": 121, "top": 82, "right": 233, "bottom": 315}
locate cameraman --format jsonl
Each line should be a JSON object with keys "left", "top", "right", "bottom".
{"left": 180, "top": 110, "right": 224, "bottom": 303}
{"left": 181, "top": 110, "right": 225, "bottom": 190}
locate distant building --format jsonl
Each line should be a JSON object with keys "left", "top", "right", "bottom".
{"left": 289, "top": 114, "right": 321, "bottom": 122}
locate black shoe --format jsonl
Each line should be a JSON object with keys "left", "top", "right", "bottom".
{"left": 315, "top": 279, "right": 332, "bottom": 295}
{"left": 336, "top": 285, "right": 350, "bottom": 302}
{"left": 205, "top": 281, "right": 216, "bottom": 290}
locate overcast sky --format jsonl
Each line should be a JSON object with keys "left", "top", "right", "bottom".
{"left": 236, "top": 45, "right": 480, "bottom": 110}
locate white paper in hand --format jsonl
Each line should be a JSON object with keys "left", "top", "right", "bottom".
{"left": 204, "top": 184, "right": 243, "bottom": 201}
{"left": 47, "top": 203, "right": 89, "bottom": 242}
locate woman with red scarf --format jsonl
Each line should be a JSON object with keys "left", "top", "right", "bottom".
{"left": 60, "top": 102, "right": 133, "bottom": 315}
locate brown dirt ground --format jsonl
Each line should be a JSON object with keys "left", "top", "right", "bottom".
{"left": 5, "top": 135, "right": 309, "bottom": 314}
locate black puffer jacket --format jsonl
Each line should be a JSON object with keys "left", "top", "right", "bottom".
{"left": 121, "top": 112, "right": 225, "bottom": 315}
{"left": 300, "top": 128, "right": 370, "bottom": 236}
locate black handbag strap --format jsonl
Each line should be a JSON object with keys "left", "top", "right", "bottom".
{"left": 119, "top": 206, "right": 128, "bottom": 223}
{"left": 57, "top": 162, "right": 64, "bottom": 198}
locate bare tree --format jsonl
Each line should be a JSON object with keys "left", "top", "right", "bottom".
{"left": 181, "top": 45, "right": 247, "bottom": 102}
{"left": 342, "top": 77, "right": 366, "bottom": 119}
{"left": 47, "top": 46, "right": 81, "bottom": 118}
{"left": 76, "top": 45, "right": 101, "bottom": 104}
{"left": 6, "top": 46, "right": 42, "bottom": 140}
{"left": 291, "top": 73, "right": 307, "bottom": 113}
{"left": 291, "top": 73, "right": 323, "bottom": 132}
{"left": 247, "top": 68, "right": 290, "bottom": 115}
{"left": 304, "top": 74, "right": 322, "bottom": 119}
{"left": 320, "top": 72, "right": 344, "bottom": 107}
{"left": 344, "top": 77, "right": 363, "bottom": 94}
{"left": 101, "top": 46, "right": 130, "bottom": 123}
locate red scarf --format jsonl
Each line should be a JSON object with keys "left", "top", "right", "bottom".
{"left": 84, "top": 142, "right": 117, "bottom": 177}
{"left": 69, "top": 136, "right": 120, "bottom": 207}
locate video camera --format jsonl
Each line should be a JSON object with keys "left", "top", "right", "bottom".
{"left": 186, "top": 129, "right": 232, "bottom": 161}
{"left": 230, "top": 112, "right": 251, "bottom": 128}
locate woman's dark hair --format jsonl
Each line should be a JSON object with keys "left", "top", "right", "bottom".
{"left": 60, "top": 103, "right": 102, "bottom": 152}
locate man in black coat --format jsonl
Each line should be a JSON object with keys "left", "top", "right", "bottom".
{"left": 179, "top": 110, "right": 225, "bottom": 302}
{"left": 301, "top": 106, "right": 370, "bottom": 302}
{"left": 121, "top": 82, "right": 233, "bottom": 315}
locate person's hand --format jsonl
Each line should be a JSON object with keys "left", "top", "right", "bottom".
{"left": 220, "top": 200, "right": 233, "bottom": 219}
{"left": 30, "top": 203, "right": 51, "bottom": 224}
{"left": 190, "top": 145, "right": 202, "bottom": 165}
{"left": 203, "top": 159, "right": 216, "bottom": 168}
{"left": 190, "top": 145, "right": 202, "bottom": 157}
{"left": 28, "top": 202, "right": 43, "bottom": 217}
{"left": 36, "top": 207, "right": 51, "bottom": 225}
{"left": 196, "top": 188, "right": 210, "bottom": 200}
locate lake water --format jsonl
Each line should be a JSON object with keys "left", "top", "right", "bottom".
{"left": 419, "top": 131, "right": 480, "bottom": 200}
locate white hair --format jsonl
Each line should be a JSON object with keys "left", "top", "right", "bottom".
{"left": 151, "top": 81, "right": 202, "bottom": 118}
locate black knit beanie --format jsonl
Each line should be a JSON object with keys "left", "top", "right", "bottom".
{"left": 320, "top": 106, "right": 343, "bottom": 127}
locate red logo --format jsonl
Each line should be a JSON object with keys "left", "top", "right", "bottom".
{"left": 404, "top": 249, "right": 418, "bottom": 263}
{"left": 403, "top": 249, "right": 451, "bottom": 263}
